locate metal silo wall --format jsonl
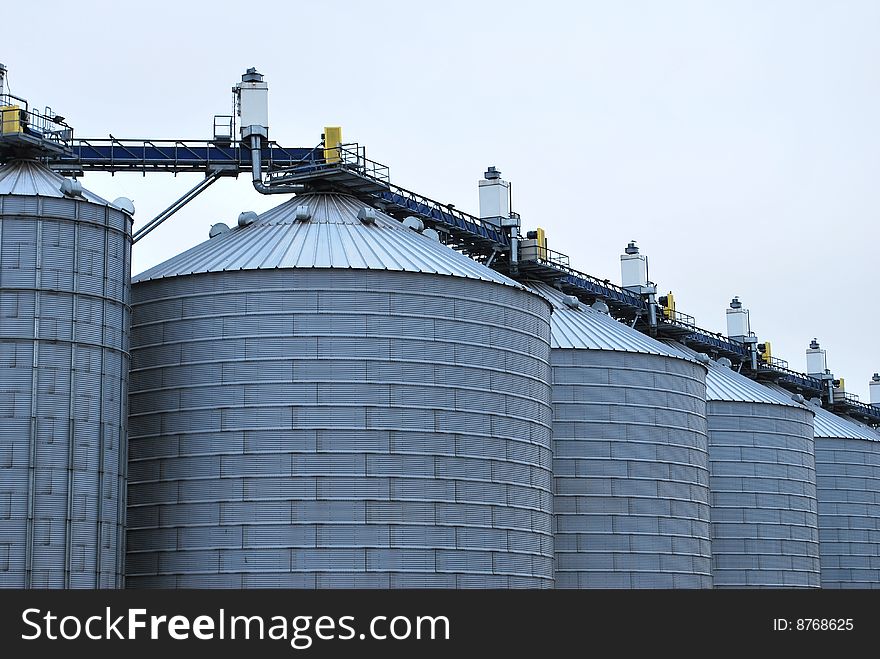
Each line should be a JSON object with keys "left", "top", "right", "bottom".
{"left": 0, "top": 194, "right": 131, "bottom": 588}
{"left": 707, "top": 401, "right": 819, "bottom": 588}
{"left": 815, "top": 437, "right": 880, "bottom": 588}
{"left": 126, "top": 269, "right": 553, "bottom": 588}
{"left": 552, "top": 350, "right": 712, "bottom": 588}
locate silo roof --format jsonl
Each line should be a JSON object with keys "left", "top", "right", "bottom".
{"left": 528, "top": 281, "right": 700, "bottom": 361}
{"left": 0, "top": 159, "right": 112, "bottom": 206}
{"left": 663, "top": 341, "right": 810, "bottom": 409}
{"left": 133, "top": 192, "right": 524, "bottom": 288}
{"left": 763, "top": 383, "right": 879, "bottom": 440}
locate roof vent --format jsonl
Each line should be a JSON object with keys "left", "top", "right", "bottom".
{"left": 59, "top": 179, "right": 83, "bottom": 198}
{"left": 694, "top": 352, "right": 711, "bottom": 365}
{"left": 563, "top": 295, "right": 580, "bottom": 309}
{"left": 809, "top": 397, "right": 823, "bottom": 406}
{"left": 809, "top": 338, "right": 820, "bottom": 350}
{"left": 403, "top": 217, "right": 424, "bottom": 232}
{"left": 294, "top": 205, "right": 311, "bottom": 222}
{"left": 238, "top": 211, "right": 258, "bottom": 227}
{"left": 209, "top": 222, "right": 230, "bottom": 238}
{"left": 357, "top": 207, "right": 377, "bottom": 224}
{"left": 484, "top": 166, "right": 501, "bottom": 180}
{"left": 729, "top": 297, "right": 742, "bottom": 309}
{"left": 422, "top": 228, "right": 440, "bottom": 241}
{"left": 591, "top": 299, "right": 610, "bottom": 314}
{"left": 791, "top": 393, "right": 806, "bottom": 404}
{"left": 241, "top": 67, "right": 263, "bottom": 82}
{"left": 624, "top": 240, "right": 639, "bottom": 255}
{"left": 112, "top": 197, "right": 135, "bottom": 215}
{"left": 873, "top": 373, "right": 879, "bottom": 383}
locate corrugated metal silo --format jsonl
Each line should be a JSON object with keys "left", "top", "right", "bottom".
{"left": 529, "top": 283, "right": 712, "bottom": 589}
{"left": 665, "top": 343, "right": 820, "bottom": 588}
{"left": 798, "top": 398, "right": 880, "bottom": 588}
{"left": 126, "top": 193, "right": 554, "bottom": 588}
{"left": 0, "top": 160, "right": 131, "bottom": 588}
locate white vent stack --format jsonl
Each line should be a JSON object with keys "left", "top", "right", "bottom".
{"left": 235, "top": 67, "right": 269, "bottom": 140}
{"left": 806, "top": 339, "right": 827, "bottom": 377}
{"left": 620, "top": 241, "right": 649, "bottom": 294}
{"left": 871, "top": 373, "right": 880, "bottom": 406}
{"left": 725, "top": 297, "right": 750, "bottom": 342}
{"left": 478, "top": 166, "right": 510, "bottom": 224}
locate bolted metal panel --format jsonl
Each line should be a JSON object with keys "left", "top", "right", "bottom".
{"left": 127, "top": 268, "right": 553, "bottom": 588}
{"left": 551, "top": 348, "right": 712, "bottom": 588}
{"left": 809, "top": 405, "right": 880, "bottom": 588}
{"left": 0, "top": 161, "right": 131, "bottom": 588}
{"left": 528, "top": 282, "right": 711, "bottom": 588}
{"left": 707, "top": 400, "right": 820, "bottom": 588}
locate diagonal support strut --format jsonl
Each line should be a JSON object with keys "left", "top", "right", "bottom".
{"left": 131, "top": 169, "right": 225, "bottom": 244}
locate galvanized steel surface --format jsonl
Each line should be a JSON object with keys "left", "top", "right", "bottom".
{"left": 761, "top": 381, "right": 878, "bottom": 441}
{"left": 0, "top": 160, "right": 131, "bottom": 587}
{"left": 811, "top": 405, "right": 880, "bottom": 441}
{"left": 0, "top": 160, "right": 112, "bottom": 206}
{"left": 529, "top": 282, "right": 698, "bottom": 358}
{"left": 663, "top": 341, "right": 803, "bottom": 407}
{"left": 814, "top": 437, "right": 880, "bottom": 588}
{"left": 661, "top": 345, "right": 821, "bottom": 587}
{"left": 532, "top": 287, "right": 712, "bottom": 588}
{"left": 551, "top": 348, "right": 712, "bottom": 588}
{"left": 127, "top": 266, "right": 554, "bottom": 588}
{"left": 768, "top": 385, "right": 880, "bottom": 588}
{"left": 707, "top": 400, "right": 819, "bottom": 588}
{"left": 134, "top": 193, "right": 521, "bottom": 289}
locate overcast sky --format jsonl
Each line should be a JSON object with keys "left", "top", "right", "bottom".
{"left": 5, "top": 0, "right": 878, "bottom": 398}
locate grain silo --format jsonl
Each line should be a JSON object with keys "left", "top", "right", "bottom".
{"left": 528, "top": 282, "right": 712, "bottom": 589}
{"left": 126, "top": 192, "right": 554, "bottom": 588}
{"left": 0, "top": 159, "right": 132, "bottom": 588}
{"left": 799, "top": 397, "right": 880, "bottom": 588}
{"left": 664, "top": 342, "right": 819, "bottom": 588}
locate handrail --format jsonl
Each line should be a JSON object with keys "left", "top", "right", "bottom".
{"left": 756, "top": 360, "right": 823, "bottom": 389}
{"left": 1, "top": 93, "right": 73, "bottom": 148}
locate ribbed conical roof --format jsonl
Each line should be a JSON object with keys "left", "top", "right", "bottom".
{"left": 0, "top": 159, "right": 112, "bottom": 205}
{"left": 664, "top": 340, "right": 810, "bottom": 409}
{"left": 133, "top": 192, "right": 523, "bottom": 287}
{"left": 763, "top": 383, "right": 879, "bottom": 440}
{"left": 528, "top": 281, "right": 700, "bottom": 361}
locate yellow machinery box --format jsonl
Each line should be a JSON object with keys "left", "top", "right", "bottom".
{"left": 1, "top": 105, "right": 24, "bottom": 134}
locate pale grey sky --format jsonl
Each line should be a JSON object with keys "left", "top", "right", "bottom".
{"left": 6, "top": 0, "right": 878, "bottom": 397}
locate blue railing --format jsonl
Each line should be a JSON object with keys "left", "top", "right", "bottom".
{"left": 51, "top": 138, "right": 320, "bottom": 174}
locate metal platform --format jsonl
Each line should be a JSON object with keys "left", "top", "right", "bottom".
{"left": 831, "top": 393, "right": 880, "bottom": 426}
{"left": 753, "top": 362, "right": 825, "bottom": 396}
{"left": 1, "top": 92, "right": 74, "bottom": 159}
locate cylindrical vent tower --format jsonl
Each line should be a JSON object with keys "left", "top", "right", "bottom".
{"left": 807, "top": 400, "right": 880, "bottom": 588}
{"left": 665, "top": 343, "right": 819, "bottom": 588}
{"left": 126, "top": 193, "right": 554, "bottom": 588}
{"left": 530, "top": 283, "right": 712, "bottom": 589}
{"left": 0, "top": 160, "right": 132, "bottom": 587}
